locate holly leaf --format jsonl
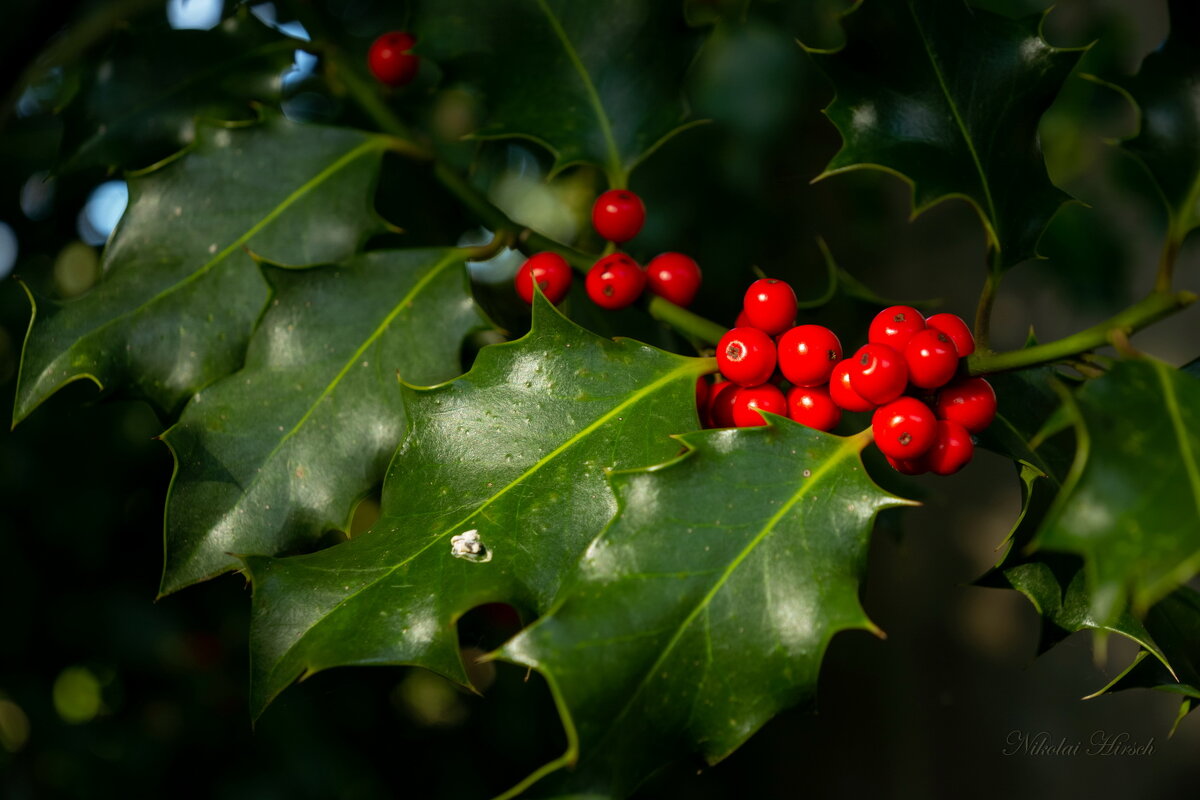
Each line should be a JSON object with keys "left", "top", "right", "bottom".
{"left": 57, "top": 11, "right": 297, "bottom": 172}
{"left": 14, "top": 117, "right": 390, "bottom": 425}
{"left": 498, "top": 423, "right": 909, "bottom": 799}
{"left": 158, "top": 249, "right": 487, "bottom": 595}
{"left": 1033, "top": 359, "right": 1200, "bottom": 625}
{"left": 412, "top": 0, "right": 704, "bottom": 184}
{"left": 1096, "top": 587, "right": 1200, "bottom": 732}
{"left": 816, "top": 0, "right": 1081, "bottom": 271}
{"left": 243, "top": 296, "right": 712, "bottom": 718}
{"left": 1116, "top": 0, "right": 1200, "bottom": 256}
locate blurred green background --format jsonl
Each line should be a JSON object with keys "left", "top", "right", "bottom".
{"left": 1, "top": 0, "right": 1198, "bottom": 797}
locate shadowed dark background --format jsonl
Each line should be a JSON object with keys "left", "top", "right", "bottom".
{"left": 1, "top": 0, "right": 1198, "bottom": 797}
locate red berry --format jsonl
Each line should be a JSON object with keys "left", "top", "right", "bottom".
{"left": 886, "top": 455, "right": 928, "bottom": 475}
{"left": 905, "top": 329, "right": 959, "bottom": 389}
{"left": 717, "top": 327, "right": 777, "bottom": 387}
{"left": 585, "top": 254, "right": 644, "bottom": 309}
{"left": 743, "top": 279, "right": 797, "bottom": 335}
{"left": 591, "top": 190, "right": 645, "bottom": 243}
{"left": 872, "top": 397, "right": 937, "bottom": 460}
{"left": 786, "top": 385, "right": 841, "bottom": 431}
{"left": 829, "top": 359, "right": 875, "bottom": 413}
{"left": 849, "top": 343, "right": 908, "bottom": 405}
{"left": 368, "top": 32, "right": 419, "bottom": 87}
{"left": 708, "top": 381, "right": 738, "bottom": 428}
{"left": 731, "top": 384, "right": 786, "bottom": 427}
{"left": 935, "top": 377, "right": 996, "bottom": 433}
{"left": 922, "top": 420, "right": 974, "bottom": 475}
{"left": 926, "top": 313, "right": 975, "bottom": 357}
{"left": 514, "top": 252, "right": 572, "bottom": 305}
{"left": 735, "top": 310, "right": 751, "bottom": 328}
{"left": 646, "top": 253, "right": 701, "bottom": 307}
{"left": 696, "top": 376, "right": 710, "bottom": 409}
{"left": 777, "top": 325, "right": 842, "bottom": 387}
{"left": 868, "top": 305, "right": 926, "bottom": 350}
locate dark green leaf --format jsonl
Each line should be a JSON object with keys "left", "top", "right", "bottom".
{"left": 1034, "top": 359, "right": 1200, "bottom": 624}
{"left": 816, "top": 0, "right": 1081, "bottom": 270}
{"left": 58, "top": 11, "right": 296, "bottom": 172}
{"left": 499, "top": 423, "right": 908, "bottom": 798}
{"left": 412, "top": 0, "right": 704, "bottom": 184}
{"left": 1095, "top": 587, "right": 1200, "bottom": 730}
{"left": 684, "top": 0, "right": 859, "bottom": 53}
{"left": 1116, "top": 0, "right": 1200, "bottom": 255}
{"left": 243, "top": 297, "right": 713, "bottom": 718}
{"left": 14, "top": 117, "right": 389, "bottom": 425}
{"left": 159, "top": 249, "right": 487, "bottom": 594}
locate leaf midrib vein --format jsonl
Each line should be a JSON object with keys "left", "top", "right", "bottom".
{"left": 533, "top": 0, "right": 623, "bottom": 183}
{"left": 584, "top": 433, "right": 862, "bottom": 758}
{"left": 907, "top": 0, "right": 999, "bottom": 240}
{"left": 272, "top": 356, "right": 703, "bottom": 673}
{"left": 75, "top": 136, "right": 386, "bottom": 346}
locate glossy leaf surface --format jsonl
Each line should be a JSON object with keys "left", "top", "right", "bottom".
{"left": 15, "top": 117, "right": 388, "bottom": 424}
{"left": 159, "top": 249, "right": 486, "bottom": 594}
{"left": 817, "top": 0, "right": 1080, "bottom": 270}
{"left": 500, "top": 423, "right": 906, "bottom": 798}
{"left": 244, "top": 297, "right": 712, "bottom": 717}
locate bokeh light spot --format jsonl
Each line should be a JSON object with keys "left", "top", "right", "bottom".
{"left": 78, "top": 181, "right": 128, "bottom": 246}
{"left": 52, "top": 666, "right": 103, "bottom": 724}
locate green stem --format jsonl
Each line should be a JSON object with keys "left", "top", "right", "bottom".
{"left": 967, "top": 290, "right": 1197, "bottom": 375}
{"left": 330, "top": 49, "right": 424, "bottom": 149}
{"left": 973, "top": 263, "right": 1000, "bottom": 352}
{"left": 1157, "top": 237, "right": 1180, "bottom": 293}
{"left": 647, "top": 296, "right": 727, "bottom": 347}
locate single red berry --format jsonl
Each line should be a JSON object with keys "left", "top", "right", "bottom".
{"left": 872, "top": 397, "right": 937, "bottom": 460}
{"left": 850, "top": 343, "right": 908, "bottom": 405}
{"left": 645, "top": 252, "right": 702, "bottom": 307}
{"left": 591, "top": 190, "right": 645, "bottom": 243}
{"left": 935, "top": 377, "right": 996, "bottom": 433}
{"left": 708, "top": 380, "right": 738, "bottom": 428}
{"left": 868, "top": 305, "right": 926, "bottom": 351}
{"left": 731, "top": 384, "right": 786, "bottom": 427}
{"left": 368, "top": 32, "right": 420, "bottom": 87}
{"left": 921, "top": 420, "right": 974, "bottom": 475}
{"left": 926, "top": 313, "right": 975, "bottom": 357}
{"left": 905, "top": 329, "right": 959, "bottom": 389}
{"left": 777, "top": 325, "right": 842, "bottom": 387}
{"left": 743, "top": 278, "right": 798, "bottom": 335}
{"left": 514, "top": 252, "right": 572, "bottom": 305}
{"left": 886, "top": 455, "right": 928, "bottom": 476}
{"left": 696, "top": 376, "right": 710, "bottom": 410}
{"left": 585, "top": 254, "right": 644, "bottom": 309}
{"left": 786, "top": 385, "right": 841, "bottom": 432}
{"left": 735, "top": 310, "right": 751, "bottom": 328}
{"left": 717, "top": 327, "right": 777, "bottom": 387}
{"left": 829, "top": 359, "right": 875, "bottom": 413}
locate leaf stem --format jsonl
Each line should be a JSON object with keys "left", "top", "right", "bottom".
{"left": 646, "top": 296, "right": 727, "bottom": 347}
{"left": 973, "top": 256, "right": 1000, "bottom": 352}
{"left": 1157, "top": 237, "right": 1180, "bottom": 293}
{"left": 967, "top": 290, "right": 1197, "bottom": 375}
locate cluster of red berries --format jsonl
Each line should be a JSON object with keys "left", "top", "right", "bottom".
{"left": 513, "top": 190, "right": 703, "bottom": 311}
{"left": 701, "top": 280, "right": 996, "bottom": 475}
{"left": 368, "top": 32, "right": 420, "bottom": 87}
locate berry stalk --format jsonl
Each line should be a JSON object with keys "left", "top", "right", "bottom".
{"left": 967, "top": 289, "right": 1197, "bottom": 375}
